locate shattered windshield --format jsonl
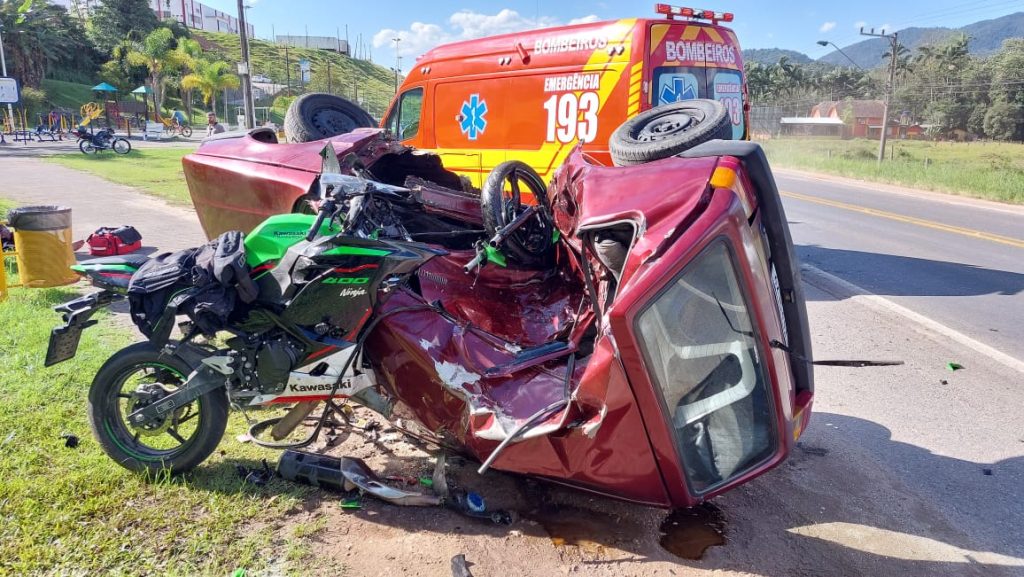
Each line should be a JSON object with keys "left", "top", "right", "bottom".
{"left": 636, "top": 240, "right": 774, "bottom": 493}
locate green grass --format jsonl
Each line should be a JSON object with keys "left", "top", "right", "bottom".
{"left": 0, "top": 272, "right": 317, "bottom": 574}
{"left": 41, "top": 79, "right": 97, "bottom": 112}
{"left": 46, "top": 148, "right": 194, "bottom": 205}
{"left": 759, "top": 138, "right": 1024, "bottom": 204}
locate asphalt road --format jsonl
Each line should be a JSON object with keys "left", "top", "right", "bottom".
{"left": 776, "top": 169, "right": 1024, "bottom": 363}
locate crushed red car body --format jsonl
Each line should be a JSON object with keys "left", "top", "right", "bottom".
{"left": 182, "top": 128, "right": 813, "bottom": 508}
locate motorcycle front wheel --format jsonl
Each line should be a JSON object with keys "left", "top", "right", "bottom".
{"left": 88, "top": 342, "right": 228, "bottom": 475}
{"left": 112, "top": 138, "right": 132, "bottom": 155}
{"left": 79, "top": 139, "right": 97, "bottom": 154}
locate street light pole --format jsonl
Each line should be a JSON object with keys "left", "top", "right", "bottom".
{"left": 236, "top": 0, "right": 255, "bottom": 129}
{"left": 859, "top": 28, "right": 898, "bottom": 164}
{"left": 0, "top": 24, "right": 15, "bottom": 131}
{"left": 816, "top": 40, "right": 864, "bottom": 71}
{"left": 392, "top": 36, "right": 401, "bottom": 95}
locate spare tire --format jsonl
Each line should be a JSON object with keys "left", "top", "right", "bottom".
{"left": 284, "top": 93, "right": 376, "bottom": 143}
{"left": 609, "top": 99, "right": 731, "bottom": 166}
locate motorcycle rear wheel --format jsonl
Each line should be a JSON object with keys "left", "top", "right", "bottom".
{"left": 88, "top": 342, "right": 228, "bottom": 475}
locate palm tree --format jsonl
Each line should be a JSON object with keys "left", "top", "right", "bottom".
{"left": 174, "top": 37, "right": 202, "bottom": 119}
{"left": 125, "top": 27, "right": 187, "bottom": 116}
{"left": 181, "top": 59, "right": 239, "bottom": 113}
{"left": 0, "top": 0, "right": 89, "bottom": 87}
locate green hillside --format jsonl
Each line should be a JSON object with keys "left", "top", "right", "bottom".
{"left": 40, "top": 79, "right": 95, "bottom": 111}
{"left": 193, "top": 31, "right": 398, "bottom": 119}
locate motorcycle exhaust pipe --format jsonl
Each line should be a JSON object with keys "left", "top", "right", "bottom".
{"left": 277, "top": 449, "right": 347, "bottom": 491}
{"left": 270, "top": 401, "right": 319, "bottom": 440}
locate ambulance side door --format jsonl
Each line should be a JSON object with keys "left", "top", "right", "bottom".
{"left": 432, "top": 78, "right": 508, "bottom": 188}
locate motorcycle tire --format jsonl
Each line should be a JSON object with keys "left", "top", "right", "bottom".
{"left": 480, "top": 160, "right": 555, "bottom": 267}
{"left": 88, "top": 342, "right": 229, "bottom": 475}
{"left": 112, "top": 138, "right": 132, "bottom": 155}
{"left": 609, "top": 99, "right": 731, "bottom": 166}
{"left": 180, "top": 126, "right": 193, "bottom": 138}
{"left": 79, "top": 139, "right": 97, "bottom": 154}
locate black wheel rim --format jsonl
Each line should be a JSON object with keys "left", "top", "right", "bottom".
{"left": 103, "top": 363, "right": 202, "bottom": 462}
{"left": 501, "top": 168, "right": 551, "bottom": 255}
{"left": 635, "top": 111, "right": 700, "bottom": 142}
{"left": 310, "top": 108, "right": 357, "bottom": 137}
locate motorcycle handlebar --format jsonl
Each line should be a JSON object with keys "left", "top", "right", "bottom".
{"left": 306, "top": 198, "right": 334, "bottom": 242}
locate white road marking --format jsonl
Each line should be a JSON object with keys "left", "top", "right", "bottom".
{"left": 801, "top": 264, "right": 1024, "bottom": 375}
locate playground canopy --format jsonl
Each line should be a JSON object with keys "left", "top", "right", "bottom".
{"left": 131, "top": 86, "right": 153, "bottom": 94}
{"left": 91, "top": 83, "right": 118, "bottom": 93}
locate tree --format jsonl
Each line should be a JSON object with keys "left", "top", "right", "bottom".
{"left": 181, "top": 59, "right": 239, "bottom": 113}
{"left": 87, "top": 0, "right": 158, "bottom": 55}
{"left": 982, "top": 100, "right": 1022, "bottom": 141}
{"left": 0, "top": 0, "right": 92, "bottom": 87}
{"left": 125, "top": 27, "right": 187, "bottom": 115}
{"left": 173, "top": 37, "right": 203, "bottom": 119}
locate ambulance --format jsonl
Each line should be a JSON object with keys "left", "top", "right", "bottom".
{"left": 382, "top": 4, "right": 748, "bottom": 187}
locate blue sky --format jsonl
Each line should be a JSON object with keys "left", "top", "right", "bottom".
{"left": 200, "top": 0, "right": 1024, "bottom": 70}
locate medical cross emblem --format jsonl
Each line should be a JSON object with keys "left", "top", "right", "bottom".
{"left": 660, "top": 76, "right": 698, "bottom": 104}
{"left": 459, "top": 94, "right": 488, "bottom": 140}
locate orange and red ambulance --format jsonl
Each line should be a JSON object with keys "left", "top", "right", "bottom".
{"left": 382, "top": 4, "right": 748, "bottom": 187}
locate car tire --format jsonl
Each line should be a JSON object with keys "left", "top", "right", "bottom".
{"left": 284, "top": 93, "right": 376, "bottom": 143}
{"left": 609, "top": 99, "right": 732, "bottom": 166}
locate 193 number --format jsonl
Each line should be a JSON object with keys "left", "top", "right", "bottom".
{"left": 543, "top": 92, "right": 599, "bottom": 144}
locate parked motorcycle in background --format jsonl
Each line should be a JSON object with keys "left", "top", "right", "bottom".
{"left": 73, "top": 126, "right": 131, "bottom": 155}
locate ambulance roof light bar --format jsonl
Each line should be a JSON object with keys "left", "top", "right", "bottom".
{"left": 655, "top": 4, "right": 734, "bottom": 23}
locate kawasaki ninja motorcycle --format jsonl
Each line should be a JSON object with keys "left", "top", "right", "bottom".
{"left": 46, "top": 151, "right": 451, "bottom": 474}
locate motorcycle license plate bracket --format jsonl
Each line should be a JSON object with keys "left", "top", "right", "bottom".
{"left": 45, "top": 291, "right": 124, "bottom": 367}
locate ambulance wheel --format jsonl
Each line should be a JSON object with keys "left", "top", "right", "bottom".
{"left": 481, "top": 161, "right": 554, "bottom": 267}
{"left": 609, "top": 99, "right": 731, "bottom": 166}
{"left": 285, "top": 93, "right": 376, "bottom": 143}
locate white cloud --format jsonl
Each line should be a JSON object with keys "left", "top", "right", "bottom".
{"left": 819, "top": 21, "right": 836, "bottom": 33}
{"left": 373, "top": 10, "right": 602, "bottom": 59}
{"left": 569, "top": 14, "right": 600, "bottom": 25}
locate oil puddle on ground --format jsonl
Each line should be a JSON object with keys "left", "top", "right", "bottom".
{"left": 659, "top": 504, "right": 726, "bottom": 560}
{"left": 525, "top": 502, "right": 727, "bottom": 561}
{"left": 526, "top": 504, "right": 641, "bottom": 557}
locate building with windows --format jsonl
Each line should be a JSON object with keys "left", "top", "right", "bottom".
{"left": 48, "top": 0, "right": 253, "bottom": 36}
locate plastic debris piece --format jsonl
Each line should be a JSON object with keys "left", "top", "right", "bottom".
{"left": 340, "top": 496, "right": 362, "bottom": 509}
{"left": 433, "top": 453, "right": 450, "bottom": 500}
{"left": 340, "top": 456, "right": 442, "bottom": 507}
{"left": 231, "top": 569, "right": 247, "bottom": 577}
{"left": 451, "top": 553, "right": 475, "bottom": 577}
{"left": 235, "top": 433, "right": 252, "bottom": 443}
{"left": 61, "top": 433, "right": 79, "bottom": 449}
{"left": 940, "top": 379, "right": 948, "bottom": 385}
{"left": 467, "top": 492, "right": 485, "bottom": 513}
{"left": 946, "top": 362, "right": 964, "bottom": 371}
{"left": 237, "top": 459, "right": 274, "bottom": 486}
{"left": 982, "top": 468, "right": 993, "bottom": 476}
{"left": 419, "top": 477, "right": 434, "bottom": 488}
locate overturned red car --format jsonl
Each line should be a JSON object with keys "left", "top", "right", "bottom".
{"left": 181, "top": 105, "right": 813, "bottom": 508}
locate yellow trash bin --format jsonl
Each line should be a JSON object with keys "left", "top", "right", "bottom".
{"left": 7, "top": 205, "right": 78, "bottom": 288}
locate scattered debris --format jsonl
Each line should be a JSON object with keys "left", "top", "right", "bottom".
{"left": 60, "top": 433, "right": 79, "bottom": 449}
{"left": 340, "top": 457, "right": 442, "bottom": 507}
{"left": 235, "top": 433, "right": 252, "bottom": 444}
{"left": 446, "top": 487, "right": 513, "bottom": 525}
{"left": 0, "top": 431, "right": 14, "bottom": 450}
{"left": 432, "top": 452, "right": 450, "bottom": 499}
{"left": 451, "top": 553, "right": 475, "bottom": 577}
{"left": 796, "top": 443, "right": 828, "bottom": 457}
{"left": 230, "top": 569, "right": 247, "bottom": 577}
{"left": 340, "top": 496, "right": 362, "bottom": 510}
{"left": 277, "top": 450, "right": 348, "bottom": 492}
{"left": 946, "top": 362, "right": 964, "bottom": 371}
{"left": 982, "top": 468, "right": 993, "bottom": 476}
{"left": 940, "top": 379, "right": 949, "bottom": 385}
{"left": 236, "top": 459, "right": 274, "bottom": 486}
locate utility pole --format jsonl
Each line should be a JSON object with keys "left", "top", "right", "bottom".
{"left": 861, "top": 27, "right": 898, "bottom": 164}
{"left": 284, "top": 44, "right": 291, "bottom": 94}
{"left": 392, "top": 37, "right": 402, "bottom": 94}
{"left": 237, "top": 0, "right": 255, "bottom": 129}
{"left": 327, "top": 59, "right": 332, "bottom": 93}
